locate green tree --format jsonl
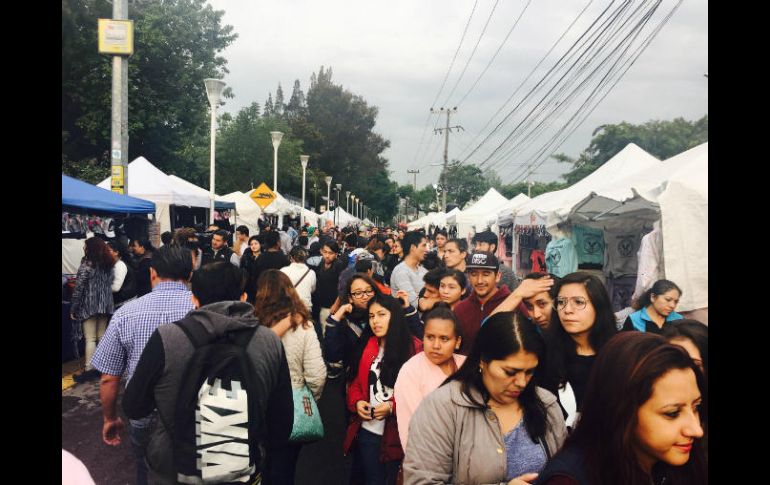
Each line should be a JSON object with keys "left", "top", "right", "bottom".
{"left": 304, "top": 66, "right": 396, "bottom": 219}
{"left": 62, "top": 0, "right": 237, "bottom": 183}
{"left": 215, "top": 102, "right": 306, "bottom": 196}
{"left": 557, "top": 116, "right": 708, "bottom": 185}
{"left": 442, "top": 161, "right": 490, "bottom": 208}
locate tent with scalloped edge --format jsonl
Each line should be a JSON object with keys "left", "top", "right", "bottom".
{"left": 97, "top": 156, "right": 233, "bottom": 233}
{"left": 446, "top": 188, "right": 509, "bottom": 240}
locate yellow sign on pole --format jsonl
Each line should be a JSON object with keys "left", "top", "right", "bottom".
{"left": 250, "top": 182, "right": 277, "bottom": 209}
{"left": 98, "top": 19, "right": 134, "bottom": 55}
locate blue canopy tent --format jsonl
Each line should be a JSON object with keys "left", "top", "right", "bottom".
{"left": 62, "top": 174, "right": 156, "bottom": 213}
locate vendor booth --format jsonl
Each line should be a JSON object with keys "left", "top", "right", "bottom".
{"left": 62, "top": 174, "right": 156, "bottom": 363}
{"left": 97, "top": 157, "right": 233, "bottom": 234}
{"left": 446, "top": 188, "right": 508, "bottom": 241}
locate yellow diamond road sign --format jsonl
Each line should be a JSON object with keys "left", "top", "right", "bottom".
{"left": 250, "top": 183, "right": 277, "bottom": 209}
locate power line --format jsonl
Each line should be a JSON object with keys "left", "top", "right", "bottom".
{"left": 460, "top": 0, "right": 620, "bottom": 165}
{"left": 476, "top": 0, "right": 643, "bottom": 170}
{"left": 481, "top": 0, "right": 646, "bottom": 173}
{"left": 456, "top": 0, "right": 596, "bottom": 161}
{"left": 455, "top": 0, "right": 534, "bottom": 107}
{"left": 410, "top": 0, "right": 479, "bottom": 167}
{"left": 440, "top": 0, "right": 501, "bottom": 108}
{"left": 503, "top": 0, "right": 681, "bottom": 185}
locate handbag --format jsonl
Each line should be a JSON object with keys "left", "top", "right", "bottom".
{"left": 289, "top": 385, "right": 324, "bottom": 442}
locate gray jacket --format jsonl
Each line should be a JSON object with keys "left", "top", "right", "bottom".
{"left": 124, "top": 301, "right": 293, "bottom": 485}
{"left": 403, "top": 380, "right": 567, "bottom": 485}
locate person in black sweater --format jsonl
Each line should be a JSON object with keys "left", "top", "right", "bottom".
{"left": 248, "top": 231, "right": 289, "bottom": 297}
{"left": 129, "top": 237, "right": 155, "bottom": 297}
{"left": 311, "top": 240, "right": 347, "bottom": 338}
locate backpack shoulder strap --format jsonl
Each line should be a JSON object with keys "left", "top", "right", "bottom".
{"left": 175, "top": 317, "right": 211, "bottom": 348}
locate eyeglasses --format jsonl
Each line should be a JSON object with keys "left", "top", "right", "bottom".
{"left": 555, "top": 296, "right": 588, "bottom": 311}
{"left": 350, "top": 289, "right": 375, "bottom": 299}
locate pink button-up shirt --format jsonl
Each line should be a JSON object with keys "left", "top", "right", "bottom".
{"left": 394, "top": 351, "right": 466, "bottom": 450}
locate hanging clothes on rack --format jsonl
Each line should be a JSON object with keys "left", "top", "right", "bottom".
{"left": 545, "top": 238, "right": 578, "bottom": 278}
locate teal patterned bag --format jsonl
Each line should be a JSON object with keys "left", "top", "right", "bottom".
{"left": 289, "top": 385, "right": 324, "bottom": 442}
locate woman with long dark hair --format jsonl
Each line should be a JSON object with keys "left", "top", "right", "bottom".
{"left": 344, "top": 294, "right": 422, "bottom": 485}
{"left": 661, "top": 319, "right": 708, "bottom": 380}
{"left": 403, "top": 311, "right": 566, "bottom": 485}
{"left": 71, "top": 237, "right": 116, "bottom": 382}
{"left": 106, "top": 240, "right": 136, "bottom": 309}
{"left": 541, "top": 272, "right": 617, "bottom": 429}
{"left": 239, "top": 235, "right": 262, "bottom": 303}
{"left": 623, "top": 279, "right": 684, "bottom": 334}
{"left": 538, "top": 332, "right": 706, "bottom": 485}
{"left": 253, "top": 269, "right": 326, "bottom": 484}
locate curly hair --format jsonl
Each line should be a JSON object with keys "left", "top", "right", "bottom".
{"left": 84, "top": 237, "right": 115, "bottom": 270}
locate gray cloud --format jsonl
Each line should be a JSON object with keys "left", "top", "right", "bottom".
{"left": 207, "top": 0, "right": 707, "bottom": 188}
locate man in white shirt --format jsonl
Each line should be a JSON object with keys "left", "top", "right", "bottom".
{"left": 280, "top": 246, "right": 317, "bottom": 311}
{"left": 233, "top": 225, "right": 250, "bottom": 256}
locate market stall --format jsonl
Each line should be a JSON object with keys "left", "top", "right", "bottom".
{"left": 62, "top": 174, "right": 156, "bottom": 363}
{"left": 446, "top": 188, "right": 508, "bottom": 241}
{"left": 97, "top": 157, "right": 233, "bottom": 234}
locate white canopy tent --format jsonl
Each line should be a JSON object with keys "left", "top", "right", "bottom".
{"left": 219, "top": 191, "right": 263, "bottom": 236}
{"left": 98, "top": 157, "right": 215, "bottom": 233}
{"left": 512, "top": 144, "right": 661, "bottom": 233}
{"left": 490, "top": 193, "right": 531, "bottom": 228}
{"left": 320, "top": 207, "right": 359, "bottom": 226}
{"left": 407, "top": 212, "right": 441, "bottom": 231}
{"left": 568, "top": 143, "right": 708, "bottom": 312}
{"left": 447, "top": 188, "right": 509, "bottom": 239}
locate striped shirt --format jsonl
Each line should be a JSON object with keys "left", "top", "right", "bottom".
{"left": 91, "top": 281, "right": 193, "bottom": 382}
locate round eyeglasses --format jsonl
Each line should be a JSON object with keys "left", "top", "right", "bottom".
{"left": 350, "top": 289, "right": 375, "bottom": 299}
{"left": 555, "top": 296, "right": 588, "bottom": 311}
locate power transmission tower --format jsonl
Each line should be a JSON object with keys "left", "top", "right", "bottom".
{"left": 431, "top": 107, "right": 463, "bottom": 212}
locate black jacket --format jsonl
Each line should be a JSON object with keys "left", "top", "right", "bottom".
{"left": 201, "top": 246, "right": 235, "bottom": 267}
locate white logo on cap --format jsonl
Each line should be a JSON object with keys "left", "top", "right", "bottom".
{"left": 471, "top": 254, "right": 487, "bottom": 265}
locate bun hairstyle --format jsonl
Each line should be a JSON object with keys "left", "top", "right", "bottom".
{"left": 422, "top": 303, "right": 463, "bottom": 339}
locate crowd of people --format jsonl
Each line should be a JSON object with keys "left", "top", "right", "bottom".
{"left": 66, "top": 220, "right": 708, "bottom": 485}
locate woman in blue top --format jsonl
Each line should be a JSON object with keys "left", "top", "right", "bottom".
{"left": 622, "top": 280, "right": 683, "bottom": 334}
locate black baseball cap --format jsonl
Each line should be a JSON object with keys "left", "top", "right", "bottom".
{"left": 465, "top": 251, "right": 499, "bottom": 271}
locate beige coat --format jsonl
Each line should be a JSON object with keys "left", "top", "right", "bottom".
{"left": 403, "top": 380, "right": 567, "bottom": 485}
{"left": 280, "top": 323, "right": 327, "bottom": 400}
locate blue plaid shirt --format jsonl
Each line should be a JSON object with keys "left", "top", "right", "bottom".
{"left": 91, "top": 281, "right": 193, "bottom": 382}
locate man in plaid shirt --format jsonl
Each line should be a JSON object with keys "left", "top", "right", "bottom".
{"left": 91, "top": 245, "right": 194, "bottom": 485}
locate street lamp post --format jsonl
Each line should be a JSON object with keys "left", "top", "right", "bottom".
{"left": 270, "top": 131, "right": 284, "bottom": 227}
{"left": 345, "top": 191, "right": 350, "bottom": 214}
{"left": 204, "top": 78, "right": 226, "bottom": 225}
{"left": 324, "top": 176, "right": 333, "bottom": 220}
{"left": 335, "top": 183, "right": 342, "bottom": 227}
{"left": 300, "top": 155, "right": 309, "bottom": 228}
{"left": 352, "top": 196, "right": 357, "bottom": 219}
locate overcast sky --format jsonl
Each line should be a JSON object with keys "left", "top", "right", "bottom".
{"left": 206, "top": 0, "right": 707, "bottom": 189}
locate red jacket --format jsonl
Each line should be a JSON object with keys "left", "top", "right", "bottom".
{"left": 454, "top": 285, "right": 511, "bottom": 355}
{"left": 344, "top": 335, "right": 423, "bottom": 462}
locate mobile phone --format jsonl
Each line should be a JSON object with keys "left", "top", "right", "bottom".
{"left": 370, "top": 407, "right": 375, "bottom": 419}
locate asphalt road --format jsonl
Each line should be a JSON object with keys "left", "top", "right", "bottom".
{"left": 62, "top": 369, "right": 352, "bottom": 485}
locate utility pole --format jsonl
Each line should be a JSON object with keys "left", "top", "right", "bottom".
{"left": 100, "top": 0, "right": 132, "bottom": 194}
{"left": 431, "top": 107, "right": 463, "bottom": 212}
{"left": 407, "top": 169, "right": 419, "bottom": 220}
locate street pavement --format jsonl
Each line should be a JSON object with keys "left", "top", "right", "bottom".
{"left": 62, "top": 359, "right": 352, "bottom": 485}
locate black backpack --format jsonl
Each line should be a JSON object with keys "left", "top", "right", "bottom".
{"left": 172, "top": 317, "right": 263, "bottom": 485}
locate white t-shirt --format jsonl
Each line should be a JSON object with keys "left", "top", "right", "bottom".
{"left": 280, "top": 263, "right": 317, "bottom": 311}
{"left": 361, "top": 347, "right": 393, "bottom": 436}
